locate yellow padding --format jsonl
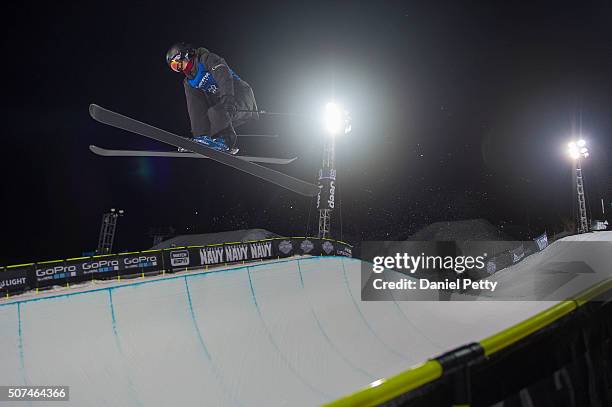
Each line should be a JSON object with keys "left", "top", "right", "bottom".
{"left": 480, "top": 301, "right": 576, "bottom": 356}
{"left": 572, "top": 278, "right": 612, "bottom": 306}
{"left": 324, "top": 361, "right": 443, "bottom": 407}
{"left": 6, "top": 263, "right": 34, "bottom": 269}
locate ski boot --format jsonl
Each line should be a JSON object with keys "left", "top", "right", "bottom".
{"left": 208, "top": 137, "right": 238, "bottom": 155}
{"left": 178, "top": 135, "right": 237, "bottom": 154}
{"left": 214, "top": 124, "right": 239, "bottom": 155}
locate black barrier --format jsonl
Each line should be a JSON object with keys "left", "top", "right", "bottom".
{"left": 0, "top": 264, "right": 32, "bottom": 294}
{"left": 1, "top": 237, "right": 353, "bottom": 295}
{"left": 465, "top": 233, "right": 552, "bottom": 280}
{"left": 33, "top": 260, "right": 78, "bottom": 289}
{"left": 56, "top": 251, "right": 165, "bottom": 284}
{"left": 163, "top": 238, "right": 353, "bottom": 273}
{"left": 65, "top": 255, "right": 120, "bottom": 282}
{"left": 115, "top": 251, "right": 164, "bottom": 276}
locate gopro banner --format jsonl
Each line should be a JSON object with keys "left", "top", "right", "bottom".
{"left": 115, "top": 252, "right": 163, "bottom": 275}
{"left": 65, "top": 256, "right": 120, "bottom": 281}
{"left": 32, "top": 252, "right": 166, "bottom": 288}
{"left": 34, "top": 260, "right": 79, "bottom": 287}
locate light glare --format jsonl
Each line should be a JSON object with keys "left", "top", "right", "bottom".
{"left": 324, "top": 102, "right": 344, "bottom": 135}
{"left": 567, "top": 139, "right": 589, "bottom": 160}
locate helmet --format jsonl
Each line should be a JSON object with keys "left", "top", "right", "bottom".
{"left": 166, "top": 42, "right": 194, "bottom": 72}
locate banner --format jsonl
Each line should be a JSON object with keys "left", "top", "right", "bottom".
{"left": 0, "top": 266, "right": 31, "bottom": 293}
{"left": 592, "top": 220, "right": 609, "bottom": 231}
{"left": 511, "top": 244, "right": 525, "bottom": 264}
{"left": 68, "top": 256, "right": 120, "bottom": 279}
{"left": 3, "top": 238, "right": 353, "bottom": 293}
{"left": 115, "top": 252, "right": 163, "bottom": 275}
{"left": 164, "top": 238, "right": 353, "bottom": 272}
{"left": 317, "top": 168, "right": 337, "bottom": 210}
{"left": 34, "top": 260, "right": 78, "bottom": 288}
{"left": 534, "top": 232, "right": 548, "bottom": 251}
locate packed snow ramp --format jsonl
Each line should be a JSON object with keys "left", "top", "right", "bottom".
{"left": 1, "top": 232, "right": 611, "bottom": 406}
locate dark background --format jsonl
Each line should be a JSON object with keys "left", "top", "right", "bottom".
{"left": 1, "top": 1, "right": 610, "bottom": 265}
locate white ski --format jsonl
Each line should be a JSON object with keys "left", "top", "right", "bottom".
{"left": 89, "top": 104, "right": 320, "bottom": 196}
{"left": 89, "top": 145, "right": 297, "bottom": 165}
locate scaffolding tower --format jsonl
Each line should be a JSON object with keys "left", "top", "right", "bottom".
{"left": 317, "top": 136, "right": 336, "bottom": 238}
{"left": 316, "top": 102, "right": 351, "bottom": 239}
{"left": 96, "top": 208, "right": 124, "bottom": 254}
{"left": 574, "top": 161, "right": 589, "bottom": 233}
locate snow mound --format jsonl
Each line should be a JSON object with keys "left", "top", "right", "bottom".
{"left": 151, "top": 228, "right": 281, "bottom": 249}
{"left": 407, "top": 218, "right": 510, "bottom": 241}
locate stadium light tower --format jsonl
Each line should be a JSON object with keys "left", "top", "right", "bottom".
{"left": 317, "top": 102, "right": 351, "bottom": 238}
{"left": 567, "top": 139, "right": 590, "bottom": 233}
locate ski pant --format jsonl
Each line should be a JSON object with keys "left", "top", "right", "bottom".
{"left": 184, "top": 79, "right": 258, "bottom": 138}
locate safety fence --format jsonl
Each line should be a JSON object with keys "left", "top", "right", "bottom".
{"left": 0, "top": 237, "right": 352, "bottom": 296}
{"left": 467, "top": 231, "right": 551, "bottom": 279}
{"left": 327, "top": 279, "right": 612, "bottom": 407}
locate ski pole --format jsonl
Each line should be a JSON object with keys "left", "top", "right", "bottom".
{"left": 236, "top": 109, "right": 306, "bottom": 118}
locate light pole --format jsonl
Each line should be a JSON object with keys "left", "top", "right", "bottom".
{"left": 317, "top": 102, "right": 351, "bottom": 238}
{"left": 567, "top": 140, "right": 590, "bottom": 233}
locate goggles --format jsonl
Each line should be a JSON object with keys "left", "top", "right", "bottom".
{"left": 169, "top": 58, "right": 186, "bottom": 73}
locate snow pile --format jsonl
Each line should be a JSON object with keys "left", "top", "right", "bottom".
{"left": 407, "top": 218, "right": 510, "bottom": 241}
{"left": 150, "top": 228, "right": 281, "bottom": 249}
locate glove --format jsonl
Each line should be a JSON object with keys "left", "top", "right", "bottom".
{"left": 221, "top": 95, "right": 238, "bottom": 119}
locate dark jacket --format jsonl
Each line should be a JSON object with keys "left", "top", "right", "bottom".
{"left": 183, "top": 48, "right": 257, "bottom": 136}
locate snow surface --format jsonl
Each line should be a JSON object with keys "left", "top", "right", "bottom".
{"left": 0, "top": 232, "right": 610, "bottom": 406}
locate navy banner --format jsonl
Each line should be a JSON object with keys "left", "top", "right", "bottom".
{"left": 164, "top": 238, "right": 353, "bottom": 272}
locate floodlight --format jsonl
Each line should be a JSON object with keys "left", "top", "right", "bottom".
{"left": 567, "top": 139, "right": 589, "bottom": 160}
{"left": 324, "top": 102, "right": 344, "bottom": 135}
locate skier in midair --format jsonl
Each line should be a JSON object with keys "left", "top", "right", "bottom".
{"left": 166, "top": 42, "right": 258, "bottom": 152}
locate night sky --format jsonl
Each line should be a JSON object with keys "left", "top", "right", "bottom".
{"left": 2, "top": 1, "right": 611, "bottom": 265}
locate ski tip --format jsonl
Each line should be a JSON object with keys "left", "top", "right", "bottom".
{"left": 89, "top": 104, "right": 98, "bottom": 118}
{"left": 89, "top": 145, "right": 103, "bottom": 155}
